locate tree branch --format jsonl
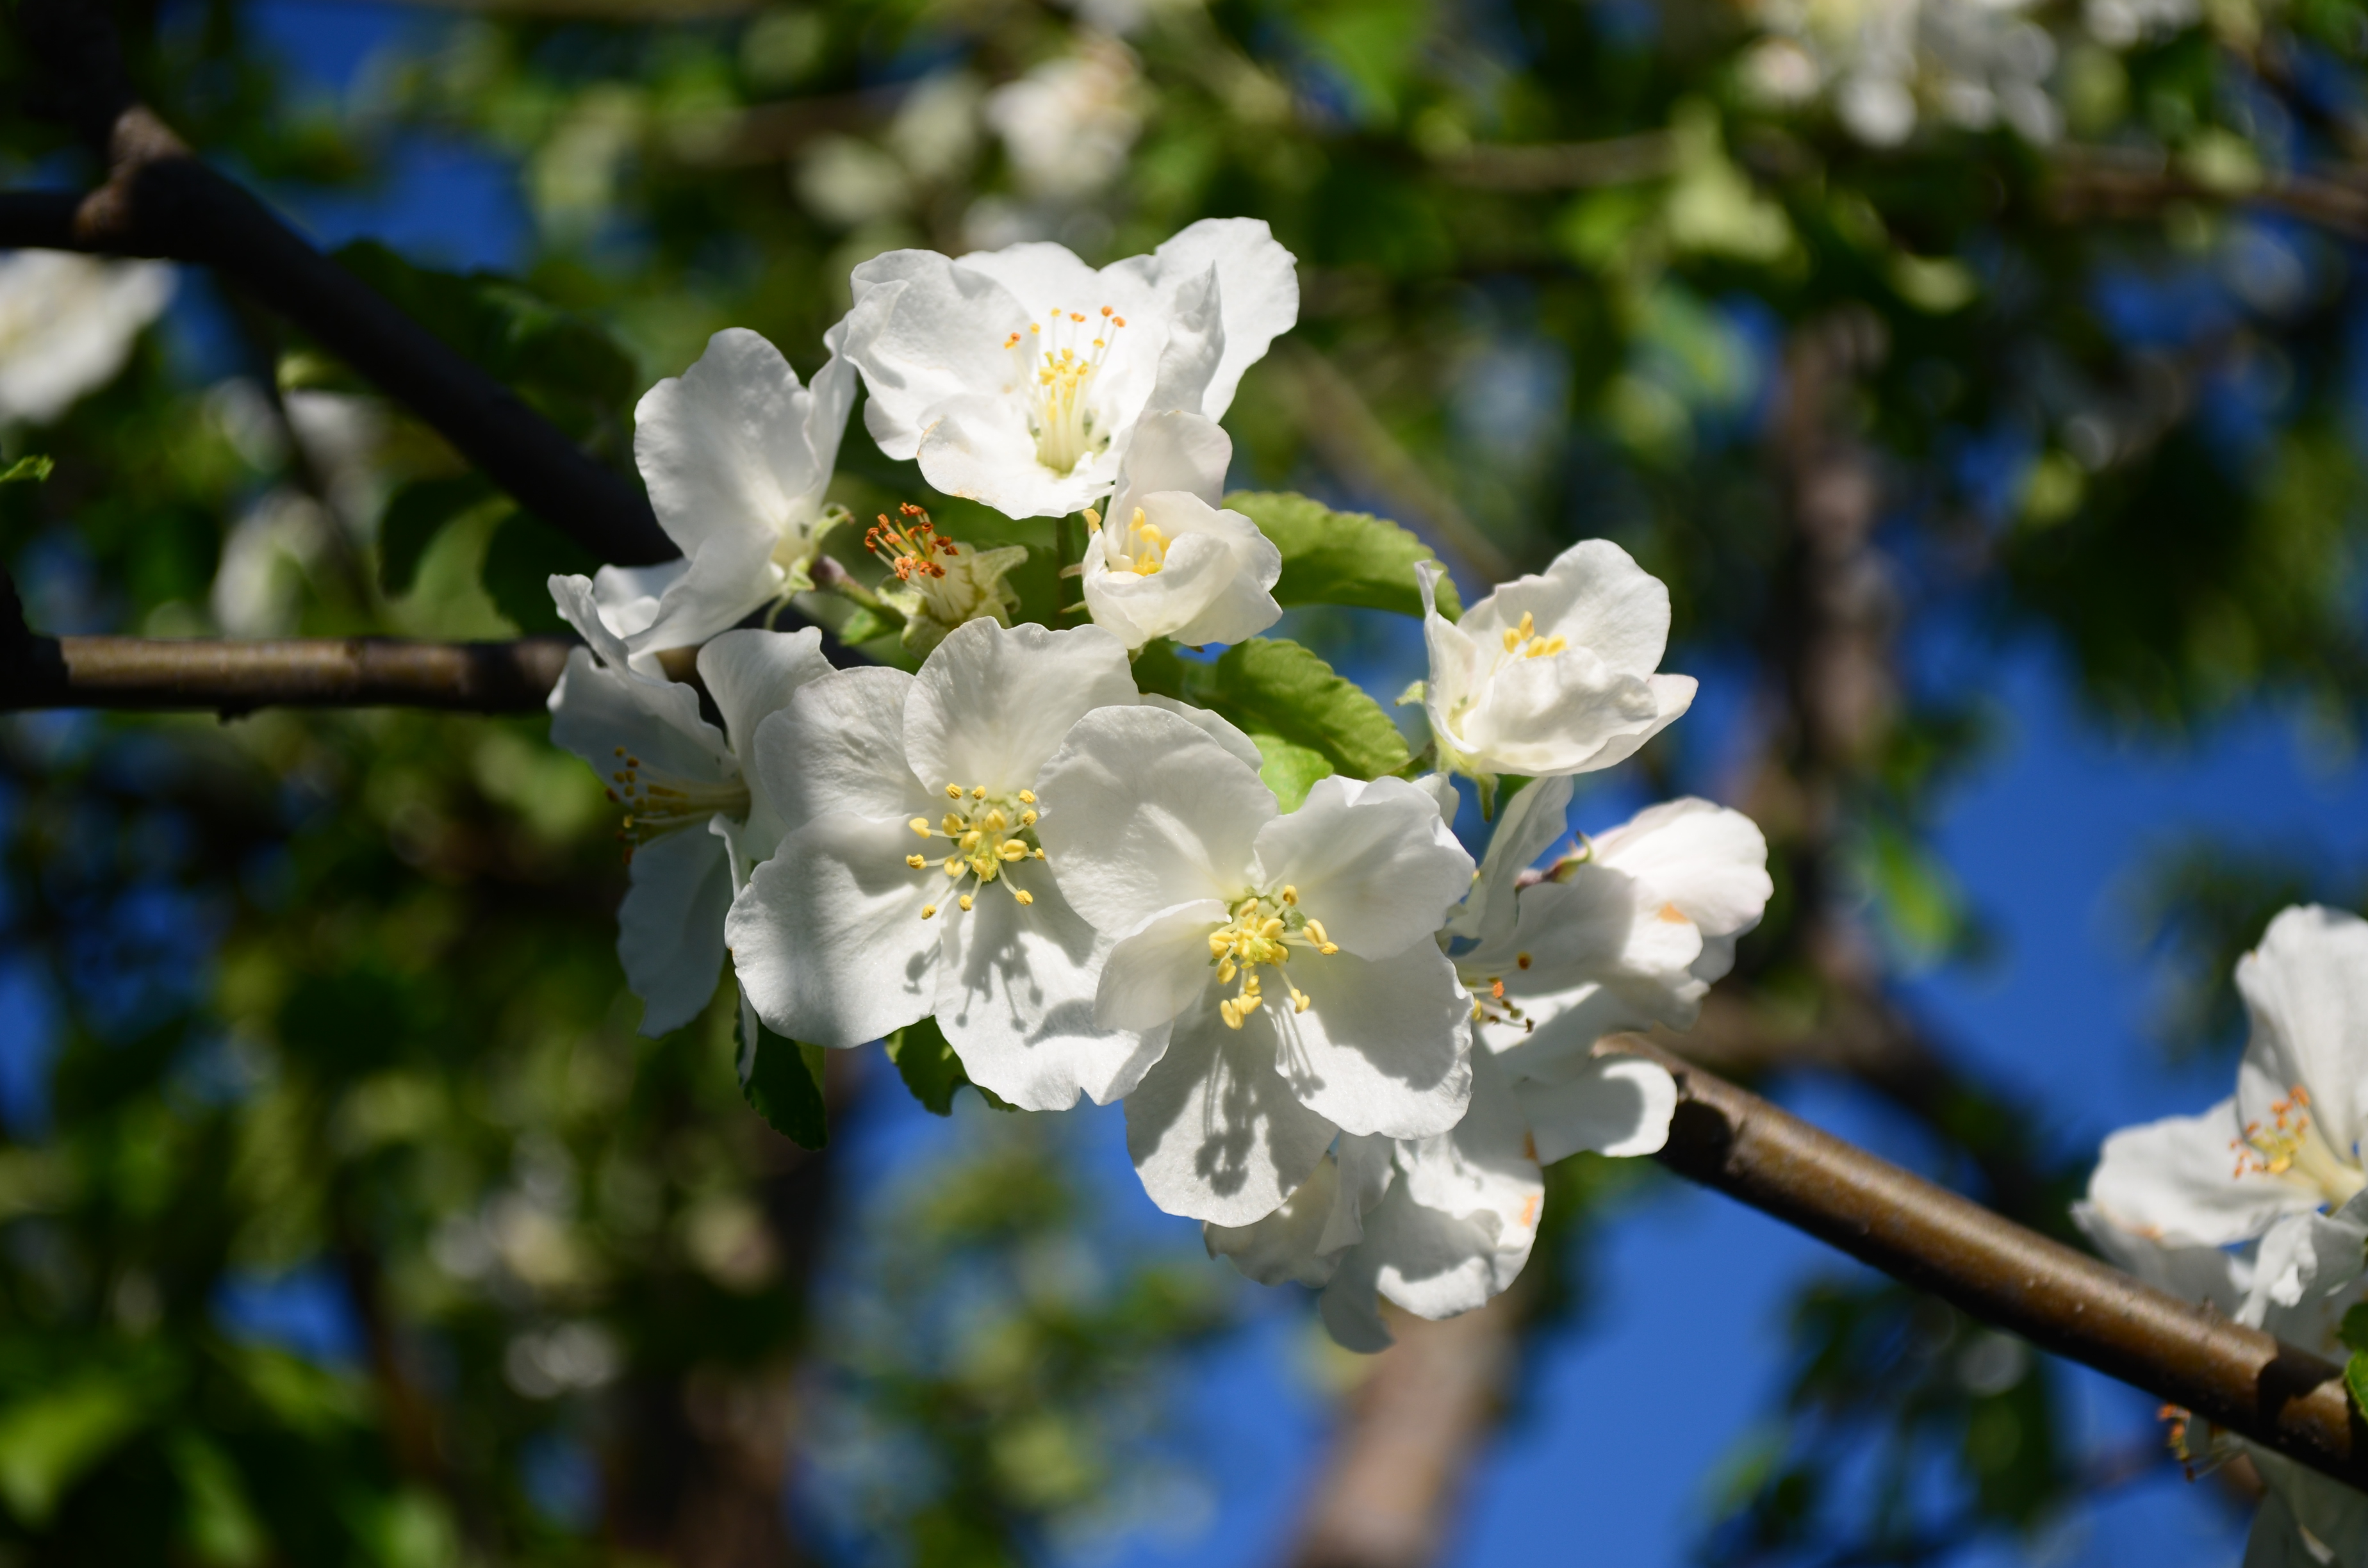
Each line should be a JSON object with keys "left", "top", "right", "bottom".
{"left": 3, "top": 0, "right": 674, "bottom": 566}
{"left": 2, "top": 633, "right": 570, "bottom": 714}
{"left": 1614, "top": 1036, "right": 2368, "bottom": 1496}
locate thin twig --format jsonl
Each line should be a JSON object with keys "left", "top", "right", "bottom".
{"left": 3, "top": 634, "right": 571, "bottom": 715}
{"left": 1429, "top": 133, "right": 1676, "bottom": 192}
{"left": 1612, "top": 1036, "right": 2368, "bottom": 1496}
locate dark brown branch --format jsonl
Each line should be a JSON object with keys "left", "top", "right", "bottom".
{"left": 4, "top": 0, "right": 673, "bottom": 566}
{"left": 1616, "top": 1037, "right": 2368, "bottom": 1495}
{"left": 3, "top": 634, "right": 570, "bottom": 714}
{"left": 1429, "top": 132, "right": 1676, "bottom": 192}
{"left": 2047, "top": 145, "right": 2368, "bottom": 239}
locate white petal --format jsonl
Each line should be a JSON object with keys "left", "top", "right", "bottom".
{"left": 548, "top": 573, "right": 639, "bottom": 672}
{"left": 589, "top": 560, "right": 686, "bottom": 642}
{"left": 2246, "top": 1452, "right": 2368, "bottom": 1568}
{"left": 1518, "top": 1056, "right": 1677, "bottom": 1161}
{"left": 1397, "top": 1049, "right": 1543, "bottom": 1233}
{"left": 1137, "top": 694, "right": 1265, "bottom": 773}
{"left": 1110, "top": 217, "right": 1301, "bottom": 419}
{"left": 1160, "top": 529, "right": 1283, "bottom": 650}
{"left": 1457, "top": 643, "right": 1663, "bottom": 778}
{"left": 935, "top": 865, "right": 1163, "bottom": 1110}
{"left": 2237, "top": 906, "right": 2368, "bottom": 1161}
{"left": 950, "top": 238, "right": 1111, "bottom": 316}
{"left": 725, "top": 814, "right": 940, "bottom": 1048}
{"left": 914, "top": 389, "right": 1119, "bottom": 519}
{"left": 1358, "top": 1179, "right": 1518, "bottom": 1323}
{"left": 1500, "top": 865, "right": 1704, "bottom": 1000}
{"left": 1205, "top": 1150, "right": 1349, "bottom": 1289}
{"left": 1096, "top": 900, "right": 1231, "bottom": 1031}
{"left": 1317, "top": 1254, "right": 1396, "bottom": 1353}
{"left": 630, "top": 527, "right": 787, "bottom": 656}
{"left": 1142, "top": 261, "right": 1224, "bottom": 417}
{"left": 755, "top": 667, "right": 930, "bottom": 832}
{"left": 841, "top": 256, "right": 1028, "bottom": 459}
{"left": 1554, "top": 674, "right": 1698, "bottom": 776}
{"left": 1273, "top": 942, "right": 1473, "bottom": 1140}
{"left": 1446, "top": 772, "right": 1574, "bottom": 947}
{"left": 904, "top": 619, "right": 1137, "bottom": 796}
{"left": 1037, "top": 705, "right": 1274, "bottom": 936}
{"left": 618, "top": 826, "right": 734, "bottom": 1036}
{"left": 1463, "top": 538, "right": 1672, "bottom": 678}
{"left": 1110, "top": 409, "right": 1231, "bottom": 514}
{"left": 1083, "top": 527, "right": 1274, "bottom": 650}
{"left": 1592, "top": 797, "right": 1773, "bottom": 940}
{"left": 1124, "top": 988, "right": 1340, "bottom": 1225}
{"left": 698, "top": 627, "right": 832, "bottom": 763}
{"left": 1251, "top": 776, "right": 1474, "bottom": 960}
{"left": 2240, "top": 1208, "right": 2368, "bottom": 1329}
{"left": 2087, "top": 1101, "right": 2322, "bottom": 1248}
{"left": 2071, "top": 1200, "right": 2253, "bottom": 1317}
{"left": 547, "top": 648, "right": 733, "bottom": 787}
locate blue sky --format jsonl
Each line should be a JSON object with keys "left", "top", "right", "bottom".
{"left": 31, "top": 3, "right": 2368, "bottom": 1562}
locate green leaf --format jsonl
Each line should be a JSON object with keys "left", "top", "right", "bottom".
{"left": 1250, "top": 735, "right": 1334, "bottom": 812}
{"left": 0, "top": 1373, "right": 150, "bottom": 1525}
{"left": 481, "top": 509, "right": 600, "bottom": 635}
{"left": 1136, "top": 637, "right": 1411, "bottom": 787}
{"left": 885, "top": 1015, "right": 968, "bottom": 1116}
{"left": 379, "top": 474, "right": 500, "bottom": 597}
{"left": 1225, "top": 491, "right": 1460, "bottom": 621}
{"left": 738, "top": 1015, "right": 828, "bottom": 1150}
{"left": 0, "top": 455, "right": 53, "bottom": 484}
{"left": 170, "top": 1430, "right": 268, "bottom": 1567}
{"left": 2348, "top": 1350, "right": 2368, "bottom": 1419}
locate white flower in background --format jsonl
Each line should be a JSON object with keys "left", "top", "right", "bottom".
{"left": 725, "top": 619, "right": 1164, "bottom": 1112}
{"left": 2080, "top": 0, "right": 2198, "bottom": 50}
{"left": 2080, "top": 1195, "right": 2368, "bottom": 1564}
{"left": 546, "top": 599, "right": 832, "bottom": 1036}
{"left": 860, "top": 503, "right": 1029, "bottom": 657}
{"left": 1210, "top": 1045, "right": 1677, "bottom": 1348}
{"left": 551, "top": 327, "right": 855, "bottom": 675}
{"left": 1741, "top": 0, "right": 2061, "bottom": 147}
{"left": 837, "top": 218, "right": 1299, "bottom": 519}
{"left": 2085, "top": 906, "right": 2368, "bottom": 1249}
{"left": 985, "top": 36, "right": 1145, "bottom": 203}
{"left": 1418, "top": 540, "right": 1697, "bottom": 783}
{"left": 1079, "top": 410, "right": 1279, "bottom": 649}
{"left": 1035, "top": 706, "right": 1476, "bottom": 1225}
{"left": 1447, "top": 779, "right": 1773, "bottom": 1082}
{"left": 0, "top": 251, "right": 174, "bottom": 425}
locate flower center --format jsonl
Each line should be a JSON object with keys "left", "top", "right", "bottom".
{"left": 1461, "top": 951, "right": 1538, "bottom": 1031}
{"left": 1095, "top": 505, "right": 1168, "bottom": 576}
{"left": 606, "top": 746, "right": 750, "bottom": 863}
{"left": 2231, "top": 1084, "right": 2368, "bottom": 1208}
{"left": 1206, "top": 885, "right": 1340, "bottom": 1030}
{"left": 1494, "top": 611, "right": 1566, "bottom": 667}
{"left": 903, "top": 783, "right": 1046, "bottom": 919}
{"left": 1004, "top": 305, "right": 1126, "bottom": 475}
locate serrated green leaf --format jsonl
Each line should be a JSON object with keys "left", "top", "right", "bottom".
{"left": 1224, "top": 491, "right": 1460, "bottom": 621}
{"left": 482, "top": 509, "right": 600, "bottom": 634}
{"left": 1136, "top": 637, "right": 1410, "bottom": 785}
{"left": 737, "top": 1016, "right": 828, "bottom": 1150}
{"left": 380, "top": 474, "right": 500, "bottom": 597}
{"left": 886, "top": 1015, "right": 968, "bottom": 1116}
{"left": 0, "top": 455, "right": 53, "bottom": 484}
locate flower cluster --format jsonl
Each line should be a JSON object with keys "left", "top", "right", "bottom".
{"left": 545, "top": 219, "right": 1769, "bottom": 1348}
{"left": 2078, "top": 906, "right": 2368, "bottom": 1562}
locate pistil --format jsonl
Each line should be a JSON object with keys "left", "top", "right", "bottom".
{"left": 1005, "top": 305, "right": 1126, "bottom": 475}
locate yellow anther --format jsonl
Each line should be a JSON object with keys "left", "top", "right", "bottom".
{"left": 942, "top": 813, "right": 964, "bottom": 835}
{"left": 1019, "top": 810, "right": 1038, "bottom": 826}
{"left": 984, "top": 808, "right": 1008, "bottom": 831}
{"left": 971, "top": 785, "right": 987, "bottom": 799}
{"left": 960, "top": 829, "right": 983, "bottom": 850}
{"left": 909, "top": 817, "right": 932, "bottom": 837}
{"left": 1217, "top": 958, "right": 1237, "bottom": 984}
{"left": 1220, "top": 999, "right": 1241, "bottom": 1029}
{"left": 944, "top": 859, "right": 964, "bottom": 877}
{"left": 1280, "top": 885, "right": 1298, "bottom": 905}
{"left": 907, "top": 854, "right": 928, "bottom": 869}
{"left": 999, "top": 841, "right": 1027, "bottom": 861}
{"left": 1209, "top": 932, "right": 1231, "bottom": 957}
{"left": 1082, "top": 509, "right": 1101, "bottom": 532}
{"left": 1014, "top": 890, "right": 1034, "bottom": 906}
{"left": 1517, "top": 952, "right": 1533, "bottom": 969}
{"left": 1260, "top": 917, "right": 1285, "bottom": 938}
{"left": 613, "top": 747, "right": 626, "bottom": 757}
{"left": 946, "top": 783, "right": 964, "bottom": 800}
{"left": 1290, "top": 987, "right": 1311, "bottom": 1013}
{"left": 1032, "top": 847, "right": 1046, "bottom": 860}
{"left": 922, "top": 904, "right": 938, "bottom": 919}
{"left": 959, "top": 894, "right": 974, "bottom": 911}
{"left": 1017, "top": 790, "right": 1036, "bottom": 804}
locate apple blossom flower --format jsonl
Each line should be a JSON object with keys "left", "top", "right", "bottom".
{"left": 1449, "top": 781, "right": 1773, "bottom": 1083}
{"left": 2085, "top": 905, "right": 2368, "bottom": 1250}
{"left": 1739, "top": 0, "right": 2062, "bottom": 147}
{"left": 547, "top": 600, "right": 832, "bottom": 1036}
{"left": 725, "top": 618, "right": 1167, "bottom": 1111}
{"left": 835, "top": 218, "right": 1299, "bottom": 519}
{"left": 1078, "top": 409, "right": 1280, "bottom": 649}
{"left": 1034, "top": 706, "right": 1476, "bottom": 1225}
{"left": 860, "top": 503, "right": 1029, "bottom": 657}
{"left": 0, "top": 251, "right": 174, "bottom": 425}
{"left": 983, "top": 36, "right": 1144, "bottom": 203}
{"left": 550, "top": 327, "right": 855, "bottom": 674}
{"left": 1417, "top": 540, "right": 1697, "bottom": 784}
{"left": 2080, "top": 1193, "right": 2368, "bottom": 1564}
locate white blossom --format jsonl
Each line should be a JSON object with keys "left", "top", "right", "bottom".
{"left": 723, "top": 619, "right": 1165, "bottom": 1112}
{"left": 1418, "top": 540, "right": 1697, "bottom": 783}
{"left": 0, "top": 251, "right": 174, "bottom": 425}
{"left": 1079, "top": 409, "right": 1279, "bottom": 649}
{"left": 984, "top": 37, "right": 1145, "bottom": 203}
{"left": 551, "top": 327, "right": 855, "bottom": 675}
{"left": 1741, "top": 0, "right": 2062, "bottom": 147}
{"left": 835, "top": 218, "right": 1299, "bottom": 520}
{"left": 2085, "top": 906, "right": 2368, "bottom": 1250}
{"left": 1035, "top": 706, "right": 1476, "bottom": 1225}
{"left": 860, "top": 505, "right": 1030, "bottom": 658}
{"left": 546, "top": 599, "right": 832, "bottom": 1036}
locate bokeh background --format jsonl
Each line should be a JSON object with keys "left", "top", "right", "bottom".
{"left": 3, "top": 0, "right": 2367, "bottom": 1564}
